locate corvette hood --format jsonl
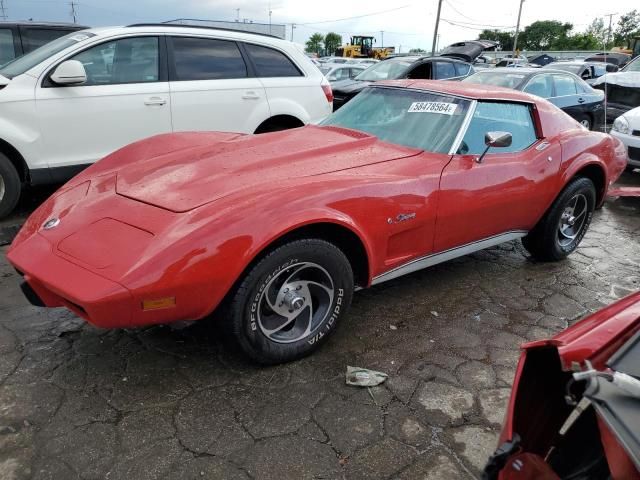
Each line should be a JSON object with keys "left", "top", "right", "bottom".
{"left": 115, "top": 125, "right": 420, "bottom": 212}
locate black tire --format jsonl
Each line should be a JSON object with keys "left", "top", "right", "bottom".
{"left": 575, "top": 114, "right": 592, "bottom": 130}
{"left": 0, "top": 153, "right": 21, "bottom": 219}
{"left": 522, "top": 177, "right": 596, "bottom": 261}
{"left": 226, "top": 239, "right": 354, "bottom": 364}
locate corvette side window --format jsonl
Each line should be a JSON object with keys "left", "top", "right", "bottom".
{"left": 458, "top": 102, "right": 537, "bottom": 155}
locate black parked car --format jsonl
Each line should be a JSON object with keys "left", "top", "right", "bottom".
{"left": 331, "top": 56, "right": 473, "bottom": 110}
{"left": 462, "top": 68, "right": 605, "bottom": 130}
{"left": 0, "top": 21, "right": 88, "bottom": 66}
{"left": 543, "top": 61, "right": 618, "bottom": 83}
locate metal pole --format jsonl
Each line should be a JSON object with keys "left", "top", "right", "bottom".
{"left": 431, "top": 0, "right": 443, "bottom": 56}
{"left": 0, "top": 0, "right": 6, "bottom": 21}
{"left": 604, "top": 13, "right": 616, "bottom": 48}
{"left": 381, "top": 31, "right": 384, "bottom": 48}
{"left": 291, "top": 23, "right": 295, "bottom": 42}
{"left": 512, "top": 0, "right": 525, "bottom": 58}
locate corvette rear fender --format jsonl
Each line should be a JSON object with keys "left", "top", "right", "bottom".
{"left": 561, "top": 156, "right": 607, "bottom": 203}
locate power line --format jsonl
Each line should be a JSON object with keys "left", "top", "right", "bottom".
{"left": 441, "top": 18, "right": 515, "bottom": 28}
{"left": 299, "top": 5, "right": 412, "bottom": 26}
{"left": 0, "top": 0, "right": 6, "bottom": 20}
{"left": 443, "top": 0, "right": 476, "bottom": 22}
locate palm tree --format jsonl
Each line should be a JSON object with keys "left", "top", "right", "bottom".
{"left": 305, "top": 33, "right": 324, "bottom": 55}
{"left": 324, "top": 32, "right": 342, "bottom": 56}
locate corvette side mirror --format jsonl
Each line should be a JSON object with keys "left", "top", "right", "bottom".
{"left": 476, "top": 131, "right": 512, "bottom": 163}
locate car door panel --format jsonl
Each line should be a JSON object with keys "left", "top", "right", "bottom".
{"left": 434, "top": 102, "right": 561, "bottom": 252}
{"left": 35, "top": 35, "right": 172, "bottom": 169}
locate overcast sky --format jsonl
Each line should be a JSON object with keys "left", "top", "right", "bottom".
{"left": 4, "top": 0, "right": 640, "bottom": 52}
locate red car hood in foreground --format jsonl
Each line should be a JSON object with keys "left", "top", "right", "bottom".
{"left": 487, "top": 291, "right": 640, "bottom": 479}
{"left": 116, "top": 126, "right": 420, "bottom": 212}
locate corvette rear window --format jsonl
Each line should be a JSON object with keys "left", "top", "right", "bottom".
{"left": 321, "top": 87, "right": 471, "bottom": 153}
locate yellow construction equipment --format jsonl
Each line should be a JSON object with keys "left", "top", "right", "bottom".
{"left": 612, "top": 37, "right": 640, "bottom": 58}
{"left": 334, "top": 36, "right": 395, "bottom": 60}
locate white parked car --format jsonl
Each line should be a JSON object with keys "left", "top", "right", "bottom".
{"left": 610, "top": 105, "right": 640, "bottom": 172}
{"left": 0, "top": 24, "right": 333, "bottom": 217}
{"left": 319, "top": 63, "right": 367, "bottom": 82}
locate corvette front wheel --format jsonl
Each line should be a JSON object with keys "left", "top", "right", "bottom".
{"left": 227, "top": 239, "right": 354, "bottom": 364}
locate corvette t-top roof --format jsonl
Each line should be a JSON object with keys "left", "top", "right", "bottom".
{"left": 375, "top": 79, "right": 539, "bottom": 103}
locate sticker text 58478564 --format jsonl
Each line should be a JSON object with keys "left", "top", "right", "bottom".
{"left": 407, "top": 102, "right": 458, "bottom": 115}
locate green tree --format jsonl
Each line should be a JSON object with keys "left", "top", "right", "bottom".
{"left": 520, "top": 20, "right": 573, "bottom": 50}
{"left": 562, "top": 33, "right": 601, "bottom": 50}
{"left": 586, "top": 18, "right": 606, "bottom": 46}
{"left": 323, "top": 32, "right": 342, "bottom": 56}
{"left": 305, "top": 33, "right": 324, "bottom": 55}
{"left": 613, "top": 9, "right": 640, "bottom": 47}
{"left": 478, "top": 29, "right": 515, "bottom": 51}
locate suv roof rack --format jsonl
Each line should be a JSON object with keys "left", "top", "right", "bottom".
{"left": 126, "top": 22, "right": 281, "bottom": 39}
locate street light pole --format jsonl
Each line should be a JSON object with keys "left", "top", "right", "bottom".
{"left": 380, "top": 30, "right": 384, "bottom": 48}
{"left": 512, "top": 0, "right": 525, "bottom": 58}
{"left": 431, "top": 0, "right": 443, "bottom": 56}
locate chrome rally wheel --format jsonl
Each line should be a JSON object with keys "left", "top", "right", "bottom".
{"left": 228, "top": 239, "right": 354, "bottom": 364}
{"left": 256, "top": 262, "right": 334, "bottom": 344}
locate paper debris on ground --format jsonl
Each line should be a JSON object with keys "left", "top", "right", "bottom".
{"left": 346, "top": 366, "right": 388, "bottom": 387}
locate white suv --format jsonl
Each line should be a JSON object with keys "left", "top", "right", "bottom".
{"left": 0, "top": 24, "right": 333, "bottom": 217}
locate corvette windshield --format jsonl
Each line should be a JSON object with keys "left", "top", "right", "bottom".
{"left": 322, "top": 87, "right": 471, "bottom": 153}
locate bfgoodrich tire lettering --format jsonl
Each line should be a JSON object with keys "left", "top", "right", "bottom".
{"left": 228, "top": 239, "right": 354, "bottom": 364}
{"left": 0, "top": 153, "right": 21, "bottom": 219}
{"left": 522, "top": 177, "right": 596, "bottom": 261}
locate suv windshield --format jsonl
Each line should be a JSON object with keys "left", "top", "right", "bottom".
{"left": 0, "top": 30, "right": 95, "bottom": 79}
{"left": 321, "top": 86, "right": 471, "bottom": 153}
{"left": 354, "top": 59, "right": 413, "bottom": 81}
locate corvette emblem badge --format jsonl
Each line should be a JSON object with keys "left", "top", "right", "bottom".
{"left": 43, "top": 218, "right": 60, "bottom": 230}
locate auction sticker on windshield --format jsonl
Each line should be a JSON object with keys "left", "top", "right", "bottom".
{"left": 408, "top": 102, "right": 457, "bottom": 115}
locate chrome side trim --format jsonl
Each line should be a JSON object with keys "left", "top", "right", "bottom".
{"left": 371, "top": 231, "right": 528, "bottom": 285}
{"left": 448, "top": 99, "right": 477, "bottom": 155}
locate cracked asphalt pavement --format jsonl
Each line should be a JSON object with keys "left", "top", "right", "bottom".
{"left": 0, "top": 173, "right": 639, "bottom": 479}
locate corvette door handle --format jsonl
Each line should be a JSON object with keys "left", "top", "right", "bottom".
{"left": 144, "top": 97, "right": 167, "bottom": 106}
{"left": 242, "top": 91, "right": 260, "bottom": 100}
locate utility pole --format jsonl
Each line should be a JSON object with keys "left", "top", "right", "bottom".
{"left": 431, "top": 0, "right": 443, "bottom": 56}
{"left": 70, "top": 1, "right": 78, "bottom": 23}
{"left": 235, "top": 8, "right": 240, "bottom": 22}
{"left": 380, "top": 30, "right": 384, "bottom": 48}
{"left": 0, "top": 0, "right": 6, "bottom": 21}
{"left": 512, "top": 0, "right": 525, "bottom": 58}
{"left": 604, "top": 13, "right": 616, "bottom": 48}
{"left": 268, "top": 2, "right": 272, "bottom": 35}
{"left": 291, "top": 23, "right": 295, "bottom": 42}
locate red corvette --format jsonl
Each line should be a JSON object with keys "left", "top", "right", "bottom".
{"left": 7, "top": 80, "right": 627, "bottom": 363}
{"left": 484, "top": 291, "right": 640, "bottom": 479}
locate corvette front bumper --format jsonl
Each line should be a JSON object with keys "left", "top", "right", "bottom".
{"left": 8, "top": 232, "right": 135, "bottom": 328}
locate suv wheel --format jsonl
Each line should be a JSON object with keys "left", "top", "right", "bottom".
{"left": 0, "top": 153, "right": 21, "bottom": 219}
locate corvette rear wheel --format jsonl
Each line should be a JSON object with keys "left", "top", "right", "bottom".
{"left": 522, "top": 177, "right": 596, "bottom": 261}
{"left": 227, "top": 239, "right": 354, "bottom": 364}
